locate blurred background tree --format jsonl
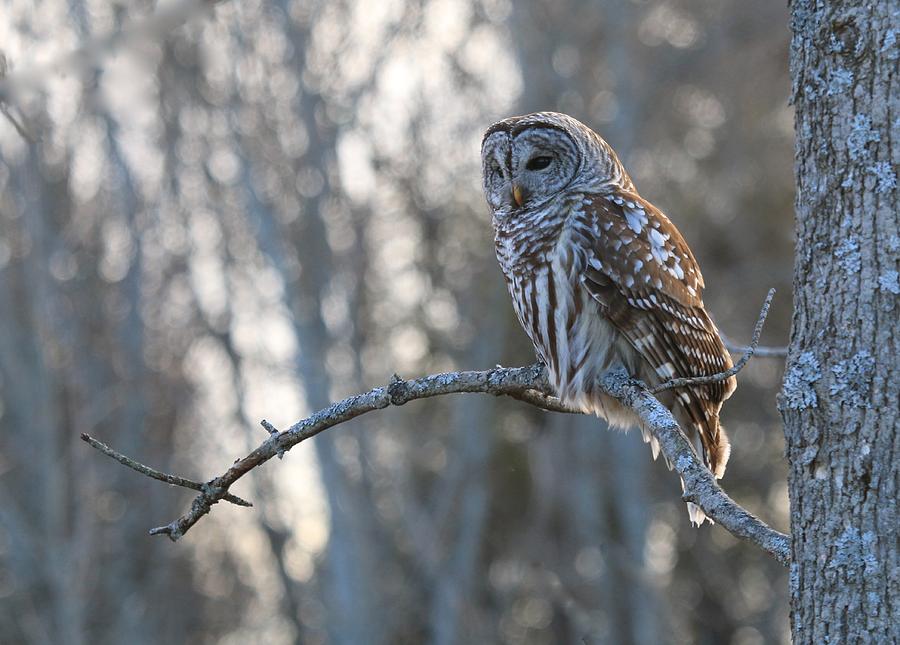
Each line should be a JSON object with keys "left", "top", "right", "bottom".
{"left": 0, "top": 1, "right": 794, "bottom": 643}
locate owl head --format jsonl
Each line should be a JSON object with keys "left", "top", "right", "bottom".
{"left": 481, "top": 111, "right": 631, "bottom": 217}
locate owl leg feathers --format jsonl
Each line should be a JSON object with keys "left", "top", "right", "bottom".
{"left": 672, "top": 398, "right": 731, "bottom": 479}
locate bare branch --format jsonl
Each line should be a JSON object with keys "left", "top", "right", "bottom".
{"left": 598, "top": 370, "right": 791, "bottom": 565}
{"left": 85, "top": 357, "right": 790, "bottom": 565}
{"left": 651, "top": 288, "right": 776, "bottom": 394}
{"left": 722, "top": 334, "right": 788, "bottom": 358}
{"left": 80, "top": 433, "right": 252, "bottom": 508}
{"left": 144, "top": 364, "right": 553, "bottom": 540}
{"left": 81, "top": 289, "right": 790, "bottom": 561}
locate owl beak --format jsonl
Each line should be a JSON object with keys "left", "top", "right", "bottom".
{"left": 511, "top": 184, "right": 525, "bottom": 207}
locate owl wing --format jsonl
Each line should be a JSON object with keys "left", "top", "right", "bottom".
{"left": 577, "top": 190, "right": 736, "bottom": 477}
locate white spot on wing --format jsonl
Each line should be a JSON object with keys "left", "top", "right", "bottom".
{"left": 624, "top": 207, "right": 648, "bottom": 235}
{"left": 651, "top": 247, "right": 670, "bottom": 265}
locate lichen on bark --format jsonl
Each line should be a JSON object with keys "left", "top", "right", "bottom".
{"left": 784, "top": 0, "right": 898, "bottom": 642}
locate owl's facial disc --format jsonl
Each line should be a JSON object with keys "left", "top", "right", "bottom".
{"left": 509, "top": 127, "right": 579, "bottom": 208}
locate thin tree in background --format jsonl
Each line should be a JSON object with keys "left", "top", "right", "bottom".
{"left": 784, "top": 1, "right": 898, "bottom": 641}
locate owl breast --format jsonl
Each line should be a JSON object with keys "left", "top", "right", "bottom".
{"left": 495, "top": 195, "right": 642, "bottom": 428}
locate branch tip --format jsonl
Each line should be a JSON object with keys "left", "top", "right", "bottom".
{"left": 149, "top": 524, "right": 181, "bottom": 541}
{"left": 81, "top": 432, "right": 252, "bottom": 508}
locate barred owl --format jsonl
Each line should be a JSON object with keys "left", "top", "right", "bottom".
{"left": 481, "top": 112, "right": 736, "bottom": 524}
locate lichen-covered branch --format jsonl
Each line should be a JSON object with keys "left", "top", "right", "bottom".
{"left": 83, "top": 360, "right": 790, "bottom": 565}
{"left": 599, "top": 369, "right": 791, "bottom": 565}
{"left": 142, "top": 364, "right": 554, "bottom": 539}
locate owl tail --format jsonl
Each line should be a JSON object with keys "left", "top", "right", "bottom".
{"left": 673, "top": 388, "right": 731, "bottom": 476}
{"left": 639, "top": 423, "right": 708, "bottom": 524}
{"left": 683, "top": 417, "right": 730, "bottom": 526}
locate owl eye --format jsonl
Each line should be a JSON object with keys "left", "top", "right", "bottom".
{"left": 526, "top": 155, "right": 553, "bottom": 171}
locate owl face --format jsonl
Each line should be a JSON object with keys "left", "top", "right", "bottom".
{"left": 481, "top": 112, "right": 630, "bottom": 219}
{"left": 481, "top": 122, "right": 581, "bottom": 215}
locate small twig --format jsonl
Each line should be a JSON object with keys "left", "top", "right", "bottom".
{"left": 260, "top": 419, "right": 286, "bottom": 458}
{"left": 80, "top": 433, "right": 252, "bottom": 508}
{"left": 721, "top": 333, "right": 788, "bottom": 358}
{"left": 651, "top": 288, "right": 776, "bottom": 394}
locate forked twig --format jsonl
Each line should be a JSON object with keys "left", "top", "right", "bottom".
{"left": 80, "top": 433, "right": 252, "bottom": 507}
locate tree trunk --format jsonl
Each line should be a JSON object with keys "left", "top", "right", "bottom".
{"left": 784, "top": 2, "right": 898, "bottom": 643}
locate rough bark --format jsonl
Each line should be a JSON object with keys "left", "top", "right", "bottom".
{"left": 784, "top": 1, "right": 898, "bottom": 642}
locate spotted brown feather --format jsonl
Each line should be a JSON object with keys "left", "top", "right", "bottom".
{"left": 579, "top": 192, "right": 736, "bottom": 477}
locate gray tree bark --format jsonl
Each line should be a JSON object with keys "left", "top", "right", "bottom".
{"left": 784, "top": 1, "right": 898, "bottom": 642}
